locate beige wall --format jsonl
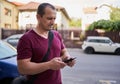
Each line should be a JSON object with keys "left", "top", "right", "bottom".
{"left": 0, "top": 1, "right": 19, "bottom": 29}
{"left": 61, "top": 12, "right": 69, "bottom": 29}
{"left": 56, "top": 11, "right": 70, "bottom": 30}
{"left": 19, "top": 10, "right": 70, "bottom": 30}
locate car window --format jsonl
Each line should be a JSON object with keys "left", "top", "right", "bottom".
{"left": 7, "top": 38, "right": 19, "bottom": 43}
{"left": 87, "top": 39, "right": 99, "bottom": 43}
{"left": 97, "top": 39, "right": 111, "bottom": 43}
{"left": 87, "top": 38, "right": 112, "bottom": 44}
{"left": 0, "top": 41, "right": 17, "bottom": 59}
{"left": 98, "top": 40, "right": 106, "bottom": 43}
{"left": 6, "top": 34, "right": 23, "bottom": 40}
{"left": 104, "top": 40, "right": 111, "bottom": 43}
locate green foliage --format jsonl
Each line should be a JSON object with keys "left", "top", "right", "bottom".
{"left": 87, "top": 5, "right": 120, "bottom": 31}
{"left": 69, "top": 18, "right": 81, "bottom": 27}
{"left": 87, "top": 22, "right": 97, "bottom": 30}
{"left": 79, "top": 33, "right": 85, "bottom": 41}
{"left": 87, "top": 19, "right": 120, "bottom": 31}
{"left": 110, "top": 7, "right": 120, "bottom": 21}
{"left": 113, "top": 20, "right": 120, "bottom": 31}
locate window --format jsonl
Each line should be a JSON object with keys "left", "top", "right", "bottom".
{"left": 5, "top": 24, "right": 11, "bottom": 28}
{"left": 98, "top": 40, "right": 106, "bottom": 43}
{"left": 88, "top": 39, "right": 98, "bottom": 43}
{"left": 88, "top": 39, "right": 111, "bottom": 44}
{"left": 4, "top": 8, "right": 11, "bottom": 16}
{"left": 104, "top": 40, "right": 111, "bottom": 43}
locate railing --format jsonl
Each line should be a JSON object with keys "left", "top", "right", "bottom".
{"left": 1, "top": 28, "right": 120, "bottom": 48}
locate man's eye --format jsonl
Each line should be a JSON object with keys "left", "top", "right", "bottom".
{"left": 47, "top": 18, "right": 52, "bottom": 20}
{"left": 47, "top": 18, "right": 56, "bottom": 20}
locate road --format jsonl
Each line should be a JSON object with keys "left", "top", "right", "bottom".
{"left": 62, "top": 48, "right": 120, "bottom": 84}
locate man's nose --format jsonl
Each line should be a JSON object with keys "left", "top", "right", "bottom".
{"left": 50, "top": 19, "right": 55, "bottom": 25}
{"left": 51, "top": 19, "right": 55, "bottom": 23}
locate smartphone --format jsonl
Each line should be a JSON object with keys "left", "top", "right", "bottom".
{"left": 63, "top": 57, "right": 76, "bottom": 63}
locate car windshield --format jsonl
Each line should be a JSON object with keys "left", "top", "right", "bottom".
{"left": 0, "top": 40, "right": 17, "bottom": 59}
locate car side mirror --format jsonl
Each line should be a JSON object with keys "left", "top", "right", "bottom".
{"left": 109, "top": 42, "right": 113, "bottom": 46}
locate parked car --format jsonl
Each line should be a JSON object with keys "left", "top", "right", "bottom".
{"left": 3, "top": 34, "right": 23, "bottom": 48}
{"left": 0, "top": 40, "right": 20, "bottom": 84}
{"left": 82, "top": 36, "right": 120, "bottom": 55}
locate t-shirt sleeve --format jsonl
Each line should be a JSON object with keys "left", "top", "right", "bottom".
{"left": 17, "top": 36, "right": 32, "bottom": 60}
{"left": 55, "top": 31, "right": 65, "bottom": 50}
{"left": 60, "top": 36, "right": 65, "bottom": 49}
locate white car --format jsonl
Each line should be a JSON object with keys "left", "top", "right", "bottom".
{"left": 82, "top": 36, "right": 120, "bottom": 55}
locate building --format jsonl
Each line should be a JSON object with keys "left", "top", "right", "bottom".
{"left": 81, "top": 5, "right": 110, "bottom": 30}
{"left": 0, "top": 0, "right": 23, "bottom": 29}
{"left": 18, "top": 2, "right": 71, "bottom": 30}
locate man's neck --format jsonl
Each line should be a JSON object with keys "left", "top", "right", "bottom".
{"left": 33, "top": 26, "right": 49, "bottom": 39}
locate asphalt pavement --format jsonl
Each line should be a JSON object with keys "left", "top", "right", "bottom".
{"left": 61, "top": 48, "right": 120, "bottom": 84}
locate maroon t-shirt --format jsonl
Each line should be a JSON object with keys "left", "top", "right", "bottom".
{"left": 17, "top": 29, "right": 65, "bottom": 84}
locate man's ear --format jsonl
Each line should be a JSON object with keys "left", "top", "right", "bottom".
{"left": 36, "top": 14, "right": 41, "bottom": 20}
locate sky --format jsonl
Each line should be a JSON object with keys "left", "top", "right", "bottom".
{"left": 9, "top": 0, "right": 120, "bottom": 18}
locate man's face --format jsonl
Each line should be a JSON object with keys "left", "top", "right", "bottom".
{"left": 37, "top": 6, "right": 56, "bottom": 31}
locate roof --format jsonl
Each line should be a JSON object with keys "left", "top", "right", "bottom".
{"left": 83, "top": 7, "right": 97, "bottom": 14}
{"left": 57, "top": 7, "right": 71, "bottom": 21}
{"left": 18, "top": 2, "right": 39, "bottom": 11}
{"left": 5, "top": 1, "right": 24, "bottom": 6}
{"left": 10, "top": 1, "right": 25, "bottom": 6}
{"left": 18, "top": 2, "right": 71, "bottom": 20}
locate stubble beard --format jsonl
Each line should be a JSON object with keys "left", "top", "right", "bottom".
{"left": 38, "top": 22, "right": 53, "bottom": 31}
{"left": 44, "top": 25, "right": 53, "bottom": 31}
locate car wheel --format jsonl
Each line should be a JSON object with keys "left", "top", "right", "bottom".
{"left": 85, "top": 47, "right": 94, "bottom": 54}
{"left": 115, "top": 48, "right": 120, "bottom": 55}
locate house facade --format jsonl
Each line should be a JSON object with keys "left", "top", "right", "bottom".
{"left": 81, "top": 6, "right": 110, "bottom": 30}
{"left": 18, "top": 2, "right": 71, "bottom": 30}
{"left": 0, "top": 0, "right": 22, "bottom": 29}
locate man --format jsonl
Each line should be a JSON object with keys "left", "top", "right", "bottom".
{"left": 17, "top": 3, "right": 75, "bottom": 84}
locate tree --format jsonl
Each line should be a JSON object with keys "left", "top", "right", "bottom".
{"left": 100, "top": 4, "right": 120, "bottom": 21}
{"left": 88, "top": 19, "right": 120, "bottom": 31}
{"left": 110, "top": 7, "right": 120, "bottom": 21}
{"left": 69, "top": 18, "right": 81, "bottom": 27}
{"left": 87, "top": 5, "right": 120, "bottom": 31}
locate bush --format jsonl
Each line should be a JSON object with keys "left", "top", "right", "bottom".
{"left": 87, "top": 19, "right": 120, "bottom": 31}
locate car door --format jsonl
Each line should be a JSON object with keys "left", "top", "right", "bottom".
{"left": 96, "top": 39, "right": 116, "bottom": 53}
{"left": 87, "top": 39, "right": 103, "bottom": 52}
{"left": 91, "top": 39, "right": 104, "bottom": 52}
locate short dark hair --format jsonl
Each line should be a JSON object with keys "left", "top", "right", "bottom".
{"left": 37, "top": 3, "right": 55, "bottom": 17}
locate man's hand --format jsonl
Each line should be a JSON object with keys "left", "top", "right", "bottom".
{"left": 61, "top": 48, "right": 76, "bottom": 67}
{"left": 63, "top": 57, "right": 76, "bottom": 67}
{"left": 66, "top": 58, "right": 76, "bottom": 67}
{"left": 49, "top": 57, "right": 67, "bottom": 70}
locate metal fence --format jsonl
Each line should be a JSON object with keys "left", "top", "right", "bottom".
{"left": 1, "top": 28, "right": 26, "bottom": 39}
{"left": 85, "top": 30, "right": 120, "bottom": 43}
{"left": 1, "top": 28, "right": 120, "bottom": 48}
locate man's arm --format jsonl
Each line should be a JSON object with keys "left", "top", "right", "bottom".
{"left": 17, "top": 57, "right": 66, "bottom": 75}
{"left": 61, "top": 48, "right": 76, "bottom": 67}
{"left": 61, "top": 48, "right": 71, "bottom": 60}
